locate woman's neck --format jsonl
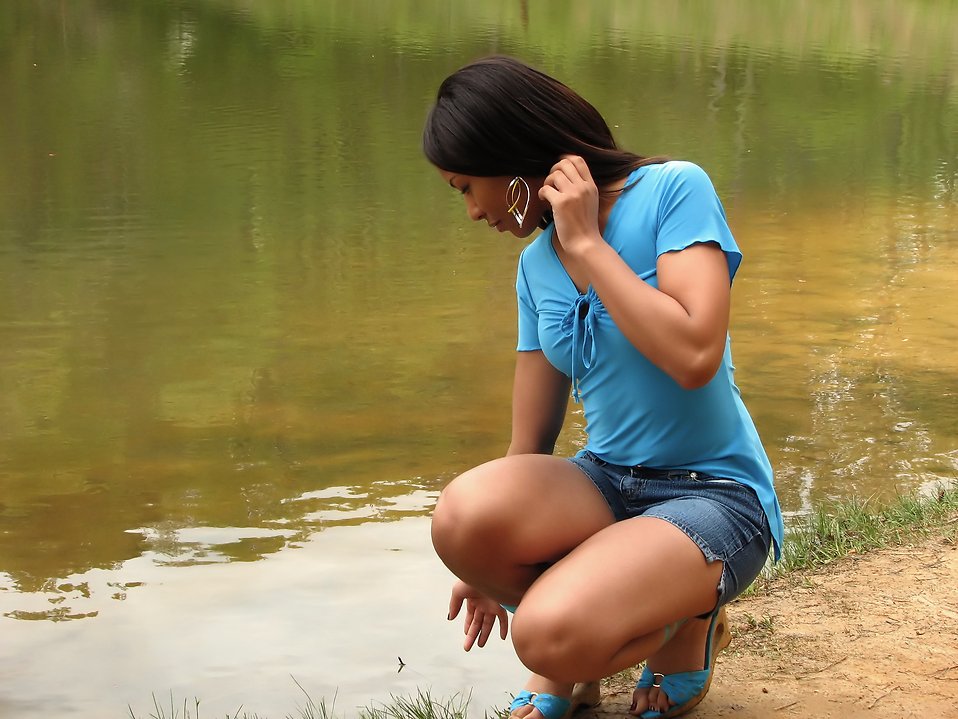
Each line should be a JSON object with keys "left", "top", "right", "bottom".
{"left": 597, "top": 177, "right": 629, "bottom": 234}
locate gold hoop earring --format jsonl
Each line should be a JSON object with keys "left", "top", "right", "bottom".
{"left": 506, "top": 177, "right": 531, "bottom": 228}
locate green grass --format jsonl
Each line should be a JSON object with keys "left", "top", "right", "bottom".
{"left": 129, "top": 685, "right": 470, "bottom": 719}
{"left": 748, "top": 480, "right": 958, "bottom": 593}
{"left": 358, "top": 691, "right": 471, "bottom": 719}
{"left": 131, "top": 481, "right": 958, "bottom": 719}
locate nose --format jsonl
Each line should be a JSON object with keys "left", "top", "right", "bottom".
{"left": 464, "top": 194, "right": 484, "bottom": 222}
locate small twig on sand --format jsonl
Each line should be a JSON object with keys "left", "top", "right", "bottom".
{"left": 797, "top": 656, "right": 847, "bottom": 678}
{"left": 867, "top": 685, "right": 900, "bottom": 709}
{"left": 933, "top": 664, "right": 958, "bottom": 680}
{"left": 774, "top": 699, "right": 799, "bottom": 711}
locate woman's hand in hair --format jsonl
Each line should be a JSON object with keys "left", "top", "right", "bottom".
{"left": 539, "top": 155, "right": 603, "bottom": 258}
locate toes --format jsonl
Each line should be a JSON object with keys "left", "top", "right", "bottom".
{"left": 630, "top": 687, "right": 648, "bottom": 715}
{"left": 509, "top": 705, "right": 536, "bottom": 719}
{"left": 649, "top": 689, "right": 674, "bottom": 712}
{"left": 631, "top": 687, "right": 671, "bottom": 717}
{"left": 648, "top": 687, "right": 672, "bottom": 713}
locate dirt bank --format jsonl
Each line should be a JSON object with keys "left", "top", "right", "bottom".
{"left": 593, "top": 527, "right": 958, "bottom": 718}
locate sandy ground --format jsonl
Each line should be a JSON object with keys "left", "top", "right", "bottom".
{"left": 591, "top": 524, "right": 958, "bottom": 719}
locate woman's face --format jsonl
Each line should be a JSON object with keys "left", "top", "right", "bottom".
{"left": 438, "top": 169, "right": 547, "bottom": 238}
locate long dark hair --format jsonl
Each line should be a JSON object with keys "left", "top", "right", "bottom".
{"left": 423, "top": 56, "right": 665, "bottom": 188}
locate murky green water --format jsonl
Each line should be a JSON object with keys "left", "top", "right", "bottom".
{"left": 1, "top": 1, "right": 956, "bottom": 716}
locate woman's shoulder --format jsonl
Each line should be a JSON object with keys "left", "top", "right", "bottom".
{"left": 619, "top": 160, "right": 718, "bottom": 212}
{"left": 630, "top": 159, "right": 712, "bottom": 186}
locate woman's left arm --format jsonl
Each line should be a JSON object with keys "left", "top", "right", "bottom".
{"left": 539, "top": 155, "right": 730, "bottom": 389}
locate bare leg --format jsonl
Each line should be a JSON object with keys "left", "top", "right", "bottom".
{"left": 509, "top": 516, "right": 721, "bottom": 682}
{"left": 431, "top": 455, "right": 722, "bottom": 716}
{"left": 431, "top": 454, "right": 617, "bottom": 606}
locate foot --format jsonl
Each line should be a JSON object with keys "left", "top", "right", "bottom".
{"left": 510, "top": 675, "right": 600, "bottom": 719}
{"left": 629, "top": 609, "right": 729, "bottom": 717}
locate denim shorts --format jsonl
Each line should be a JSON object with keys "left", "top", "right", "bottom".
{"left": 569, "top": 451, "right": 772, "bottom": 607}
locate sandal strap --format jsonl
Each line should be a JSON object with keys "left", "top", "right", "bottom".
{"left": 635, "top": 665, "right": 658, "bottom": 689}
{"left": 634, "top": 608, "right": 729, "bottom": 718}
{"left": 509, "top": 690, "right": 571, "bottom": 719}
{"left": 635, "top": 665, "right": 707, "bottom": 696}
{"left": 636, "top": 666, "right": 710, "bottom": 719}
{"left": 638, "top": 666, "right": 709, "bottom": 699}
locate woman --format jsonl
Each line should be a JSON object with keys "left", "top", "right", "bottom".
{"left": 422, "top": 56, "right": 784, "bottom": 719}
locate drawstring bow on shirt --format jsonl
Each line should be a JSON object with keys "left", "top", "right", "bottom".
{"left": 560, "top": 288, "right": 600, "bottom": 402}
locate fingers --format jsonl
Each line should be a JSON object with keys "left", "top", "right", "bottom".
{"left": 538, "top": 183, "right": 561, "bottom": 206}
{"left": 561, "top": 153, "right": 593, "bottom": 179}
{"left": 462, "top": 603, "right": 508, "bottom": 651}
{"left": 547, "top": 155, "right": 594, "bottom": 185}
{"left": 463, "top": 602, "right": 477, "bottom": 638}
{"left": 447, "top": 583, "right": 510, "bottom": 652}
{"left": 447, "top": 592, "right": 464, "bottom": 621}
{"left": 543, "top": 163, "right": 577, "bottom": 194}
{"left": 476, "top": 611, "right": 497, "bottom": 648}
{"left": 463, "top": 611, "right": 480, "bottom": 651}
{"left": 539, "top": 154, "right": 597, "bottom": 205}
{"left": 537, "top": 171, "right": 579, "bottom": 205}
{"left": 463, "top": 606, "right": 492, "bottom": 650}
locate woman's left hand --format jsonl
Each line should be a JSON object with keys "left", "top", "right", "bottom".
{"left": 447, "top": 580, "right": 509, "bottom": 651}
{"left": 538, "top": 155, "right": 602, "bottom": 257}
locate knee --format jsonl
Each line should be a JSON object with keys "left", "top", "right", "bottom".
{"left": 511, "top": 602, "right": 598, "bottom": 683}
{"left": 430, "top": 469, "right": 502, "bottom": 567}
{"left": 429, "top": 480, "right": 466, "bottom": 563}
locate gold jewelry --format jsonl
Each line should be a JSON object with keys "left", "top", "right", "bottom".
{"left": 506, "top": 176, "right": 531, "bottom": 228}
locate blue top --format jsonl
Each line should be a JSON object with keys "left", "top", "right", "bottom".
{"left": 515, "top": 161, "right": 784, "bottom": 559}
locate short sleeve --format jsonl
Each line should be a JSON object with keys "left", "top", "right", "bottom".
{"left": 515, "top": 254, "right": 541, "bottom": 351}
{"left": 655, "top": 162, "right": 742, "bottom": 281}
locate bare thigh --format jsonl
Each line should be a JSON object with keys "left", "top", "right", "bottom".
{"left": 511, "top": 515, "right": 723, "bottom": 681}
{"left": 430, "top": 453, "right": 616, "bottom": 599}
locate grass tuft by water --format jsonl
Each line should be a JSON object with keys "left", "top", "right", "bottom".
{"left": 127, "top": 692, "right": 242, "bottom": 719}
{"left": 748, "top": 480, "right": 958, "bottom": 594}
{"left": 359, "top": 690, "right": 470, "bottom": 719}
{"left": 128, "top": 685, "right": 469, "bottom": 719}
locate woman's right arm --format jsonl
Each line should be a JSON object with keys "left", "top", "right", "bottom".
{"left": 507, "top": 350, "right": 571, "bottom": 456}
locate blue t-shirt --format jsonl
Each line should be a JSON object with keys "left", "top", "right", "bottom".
{"left": 516, "top": 161, "right": 784, "bottom": 559}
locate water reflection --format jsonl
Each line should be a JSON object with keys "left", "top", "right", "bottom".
{"left": 0, "top": 0, "right": 956, "bottom": 714}
{"left": 0, "top": 518, "right": 526, "bottom": 718}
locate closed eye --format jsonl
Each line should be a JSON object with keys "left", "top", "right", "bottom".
{"left": 446, "top": 176, "right": 469, "bottom": 195}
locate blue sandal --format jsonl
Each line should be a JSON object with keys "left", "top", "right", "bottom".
{"left": 634, "top": 607, "right": 731, "bottom": 718}
{"left": 509, "top": 682, "right": 600, "bottom": 719}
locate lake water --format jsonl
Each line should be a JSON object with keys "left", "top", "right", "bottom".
{"left": 1, "top": 1, "right": 956, "bottom": 716}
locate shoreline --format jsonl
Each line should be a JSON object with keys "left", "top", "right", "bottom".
{"left": 130, "top": 483, "right": 958, "bottom": 719}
